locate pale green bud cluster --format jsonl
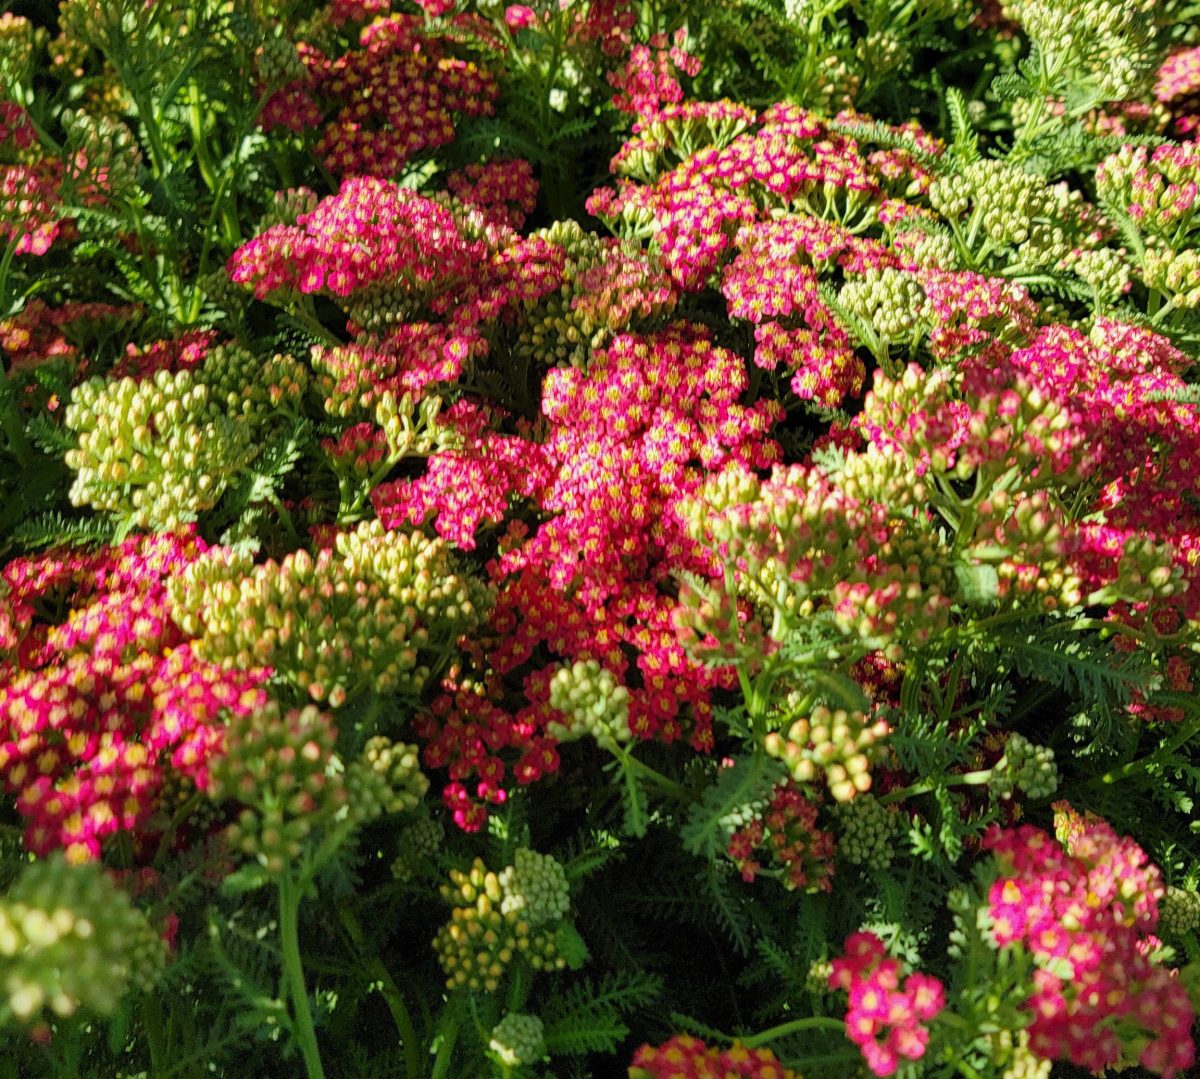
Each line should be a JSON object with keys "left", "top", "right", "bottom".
{"left": 896, "top": 225, "right": 960, "bottom": 270}
{"left": 0, "top": 14, "right": 40, "bottom": 102}
{"left": 0, "top": 855, "right": 164, "bottom": 1025}
{"left": 547, "top": 660, "right": 632, "bottom": 749}
{"left": 489, "top": 1012, "right": 546, "bottom": 1067}
{"left": 989, "top": 733, "right": 1058, "bottom": 800}
{"left": 211, "top": 702, "right": 348, "bottom": 876}
{"left": 497, "top": 849, "right": 571, "bottom": 928}
{"left": 836, "top": 446, "right": 928, "bottom": 512}
{"left": 64, "top": 346, "right": 306, "bottom": 528}
{"left": 254, "top": 31, "right": 306, "bottom": 88}
{"left": 835, "top": 794, "right": 897, "bottom": 869}
{"left": 805, "top": 958, "right": 834, "bottom": 994}
{"left": 839, "top": 268, "right": 928, "bottom": 343}
{"left": 971, "top": 490, "right": 1087, "bottom": 611}
{"left": 515, "top": 288, "right": 608, "bottom": 369}
{"left": 515, "top": 223, "right": 678, "bottom": 369}
{"left": 812, "top": 54, "right": 859, "bottom": 113}
{"left": 1142, "top": 248, "right": 1200, "bottom": 309}
{"left": 764, "top": 704, "right": 890, "bottom": 802}
{"left": 929, "top": 161, "right": 1078, "bottom": 266}
{"left": 169, "top": 521, "right": 491, "bottom": 706}
{"left": 433, "top": 858, "right": 568, "bottom": 991}
{"left": 987, "top": 1029, "right": 1052, "bottom": 1079}
{"left": 1071, "top": 247, "right": 1132, "bottom": 301}
{"left": 346, "top": 736, "right": 429, "bottom": 819}
{"left": 1159, "top": 886, "right": 1200, "bottom": 937}
{"left": 1001, "top": 0, "right": 1162, "bottom": 99}
{"left": 855, "top": 32, "right": 908, "bottom": 79}
{"left": 1081, "top": 533, "right": 1187, "bottom": 606}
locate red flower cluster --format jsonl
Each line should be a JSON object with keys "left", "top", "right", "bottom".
{"left": 446, "top": 159, "right": 539, "bottom": 230}
{"left": 829, "top": 931, "right": 945, "bottom": 1077}
{"left": 261, "top": 13, "right": 498, "bottom": 176}
{"left": 629, "top": 1034, "right": 799, "bottom": 1079}
{"left": 0, "top": 300, "right": 136, "bottom": 377}
{"left": 983, "top": 816, "right": 1195, "bottom": 1077}
{"left": 728, "top": 783, "right": 835, "bottom": 892}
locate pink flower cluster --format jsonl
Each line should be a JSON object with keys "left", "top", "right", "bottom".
{"left": 0, "top": 534, "right": 269, "bottom": 863}
{"left": 228, "top": 176, "right": 485, "bottom": 299}
{"left": 1155, "top": 46, "right": 1200, "bottom": 137}
{"left": 381, "top": 324, "right": 783, "bottom": 826}
{"left": 983, "top": 816, "right": 1195, "bottom": 1077}
{"left": 607, "top": 29, "right": 701, "bottom": 117}
{"left": 829, "top": 931, "right": 946, "bottom": 1077}
{"left": 591, "top": 102, "right": 935, "bottom": 303}
{"left": 0, "top": 157, "right": 67, "bottom": 257}
{"left": 723, "top": 218, "right": 864, "bottom": 407}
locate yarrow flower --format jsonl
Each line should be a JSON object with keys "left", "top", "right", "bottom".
{"left": 828, "top": 931, "right": 945, "bottom": 1077}
{"left": 0, "top": 533, "right": 268, "bottom": 863}
{"left": 432, "top": 854, "right": 569, "bottom": 991}
{"left": 728, "top": 783, "right": 836, "bottom": 892}
{"left": 0, "top": 855, "right": 165, "bottom": 1026}
{"left": 982, "top": 814, "right": 1195, "bottom": 1077}
{"left": 629, "top": 1034, "right": 800, "bottom": 1078}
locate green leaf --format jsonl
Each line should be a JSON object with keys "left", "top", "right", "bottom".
{"left": 541, "top": 971, "right": 663, "bottom": 1055}
{"left": 606, "top": 753, "right": 649, "bottom": 838}
{"left": 681, "top": 755, "right": 786, "bottom": 860}
{"left": 805, "top": 668, "right": 872, "bottom": 712}
{"left": 554, "top": 923, "right": 591, "bottom": 971}
{"left": 954, "top": 562, "right": 1000, "bottom": 605}
{"left": 220, "top": 863, "right": 272, "bottom": 896}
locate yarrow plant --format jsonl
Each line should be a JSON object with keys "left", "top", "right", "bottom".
{"left": 0, "top": 1, "right": 1198, "bottom": 1077}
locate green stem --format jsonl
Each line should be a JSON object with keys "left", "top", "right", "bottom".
{"left": 279, "top": 875, "right": 326, "bottom": 1079}
{"left": 338, "top": 905, "right": 422, "bottom": 1079}
{"left": 125, "top": 77, "right": 171, "bottom": 182}
{"left": 878, "top": 768, "right": 993, "bottom": 805}
{"left": 144, "top": 993, "right": 167, "bottom": 1072}
{"left": 1091, "top": 715, "right": 1200, "bottom": 787}
{"left": 619, "top": 749, "right": 693, "bottom": 802}
{"left": 188, "top": 82, "right": 242, "bottom": 249}
{"left": 739, "top": 1015, "right": 846, "bottom": 1048}
{"left": 429, "top": 1004, "right": 461, "bottom": 1079}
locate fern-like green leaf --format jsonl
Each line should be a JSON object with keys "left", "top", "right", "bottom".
{"left": 681, "top": 755, "right": 786, "bottom": 860}
{"left": 541, "top": 971, "right": 663, "bottom": 1055}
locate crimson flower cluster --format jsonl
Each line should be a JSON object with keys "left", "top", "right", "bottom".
{"left": 628, "top": 1034, "right": 799, "bottom": 1079}
{"left": 727, "top": 783, "right": 835, "bottom": 892}
{"left": 261, "top": 12, "right": 498, "bottom": 177}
